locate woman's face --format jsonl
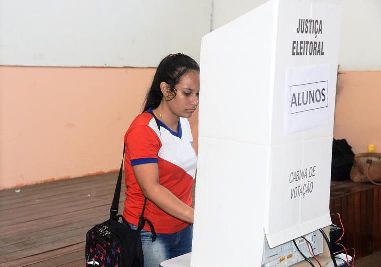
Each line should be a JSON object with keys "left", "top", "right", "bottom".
{"left": 164, "top": 70, "right": 200, "bottom": 118}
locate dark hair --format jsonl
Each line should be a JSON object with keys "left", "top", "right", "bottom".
{"left": 143, "top": 53, "right": 199, "bottom": 111}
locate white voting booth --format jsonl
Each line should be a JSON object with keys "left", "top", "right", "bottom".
{"left": 161, "top": 0, "right": 341, "bottom": 266}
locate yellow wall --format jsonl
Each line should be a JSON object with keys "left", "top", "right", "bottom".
{"left": 0, "top": 67, "right": 379, "bottom": 189}
{"left": 334, "top": 71, "right": 381, "bottom": 153}
{"left": 0, "top": 67, "right": 156, "bottom": 189}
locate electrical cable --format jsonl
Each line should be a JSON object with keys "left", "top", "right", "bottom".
{"left": 319, "top": 228, "right": 338, "bottom": 267}
{"left": 293, "top": 239, "right": 315, "bottom": 267}
{"left": 332, "top": 213, "right": 355, "bottom": 267}
{"left": 302, "top": 236, "right": 322, "bottom": 267}
{"left": 334, "top": 256, "right": 350, "bottom": 267}
{"left": 334, "top": 248, "right": 355, "bottom": 267}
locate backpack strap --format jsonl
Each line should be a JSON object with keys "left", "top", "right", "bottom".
{"left": 134, "top": 110, "right": 161, "bottom": 240}
{"left": 110, "top": 145, "right": 125, "bottom": 220}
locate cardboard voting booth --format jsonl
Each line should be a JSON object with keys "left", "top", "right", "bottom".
{"left": 162, "top": 0, "right": 342, "bottom": 266}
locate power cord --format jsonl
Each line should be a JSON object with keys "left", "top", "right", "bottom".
{"left": 302, "top": 236, "right": 322, "bottom": 267}
{"left": 334, "top": 256, "right": 350, "bottom": 267}
{"left": 331, "top": 213, "right": 355, "bottom": 266}
{"left": 319, "top": 228, "right": 338, "bottom": 267}
{"left": 293, "top": 239, "right": 315, "bottom": 267}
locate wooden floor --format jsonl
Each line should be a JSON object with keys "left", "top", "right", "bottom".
{"left": 2, "top": 174, "right": 381, "bottom": 267}
{"left": 0, "top": 172, "right": 122, "bottom": 267}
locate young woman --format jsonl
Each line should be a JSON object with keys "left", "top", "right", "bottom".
{"left": 123, "top": 53, "right": 199, "bottom": 267}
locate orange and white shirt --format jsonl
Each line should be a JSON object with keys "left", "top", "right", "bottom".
{"left": 123, "top": 111, "right": 197, "bottom": 234}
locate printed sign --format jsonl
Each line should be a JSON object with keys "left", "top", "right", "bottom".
{"left": 289, "top": 81, "right": 328, "bottom": 114}
{"left": 284, "top": 64, "right": 331, "bottom": 134}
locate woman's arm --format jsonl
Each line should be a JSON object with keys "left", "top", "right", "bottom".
{"left": 133, "top": 163, "right": 194, "bottom": 224}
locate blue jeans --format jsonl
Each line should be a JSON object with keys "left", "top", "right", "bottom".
{"left": 130, "top": 224, "right": 193, "bottom": 267}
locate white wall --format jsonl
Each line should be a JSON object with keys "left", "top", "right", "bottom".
{"left": 0, "top": 0, "right": 379, "bottom": 69}
{"left": 212, "top": 0, "right": 381, "bottom": 71}
{"left": 0, "top": 0, "right": 211, "bottom": 67}
{"left": 212, "top": 0, "right": 267, "bottom": 29}
{"left": 339, "top": 0, "right": 381, "bottom": 70}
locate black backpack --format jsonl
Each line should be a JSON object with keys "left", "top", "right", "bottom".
{"left": 331, "top": 138, "right": 354, "bottom": 181}
{"left": 85, "top": 147, "right": 156, "bottom": 267}
{"left": 85, "top": 216, "right": 144, "bottom": 266}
